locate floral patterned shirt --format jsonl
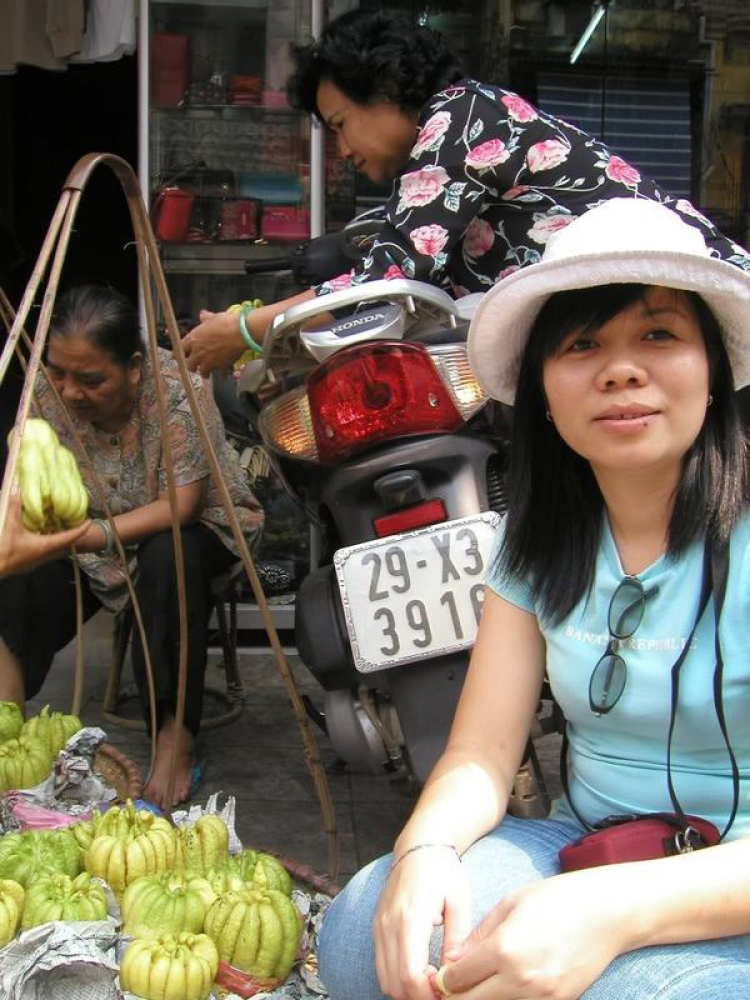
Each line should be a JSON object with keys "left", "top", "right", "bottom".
{"left": 33, "top": 348, "right": 263, "bottom": 610}
{"left": 317, "top": 78, "right": 750, "bottom": 297}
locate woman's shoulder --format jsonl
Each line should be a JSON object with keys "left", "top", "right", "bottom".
{"left": 427, "top": 78, "right": 535, "bottom": 115}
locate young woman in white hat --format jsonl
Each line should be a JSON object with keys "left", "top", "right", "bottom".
{"left": 316, "top": 198, "right": 750, "bottom": 1000}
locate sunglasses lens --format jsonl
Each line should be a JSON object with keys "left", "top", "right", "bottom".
{"left": 589, "top": 652, "right": 627, "bottom": 713}
{"left": 608, "top": 578, "right": 646, "bottom": 639}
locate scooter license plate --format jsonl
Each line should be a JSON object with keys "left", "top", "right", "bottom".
{"left": 333, "top": 512, "right": 501, "bottom": 674}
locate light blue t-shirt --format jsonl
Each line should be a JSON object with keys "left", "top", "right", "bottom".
{"left": 487, "top": 511, "right": 750, "bottom": 840}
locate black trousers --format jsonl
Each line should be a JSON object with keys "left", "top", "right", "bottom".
{"left": 0, "top": 525, "right": 235, "bottom": 735}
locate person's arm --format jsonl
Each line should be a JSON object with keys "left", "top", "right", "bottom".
{"left": 73, "top": 478, "right": 207, "bottom": 554}
{"left": 0, "top": 486, "right": 90, "bottom": 575}
{"left": 373, "top": 589, "right": 546, "bottom": 1000}
{"left": 182, "top": 290, "right": 316, "bottom": 378}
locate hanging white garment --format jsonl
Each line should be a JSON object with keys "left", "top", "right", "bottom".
{"left": 71, "top": 0, "right": 136, "bottom": 63}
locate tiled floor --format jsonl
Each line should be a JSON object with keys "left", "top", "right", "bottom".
{"left": 34, "top": 611, "right": 561, "bottom": 885}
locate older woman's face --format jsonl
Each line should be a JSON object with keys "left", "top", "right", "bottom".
{"left": 317, "top": 79, "right": 419, "bottom": 185}
{"left": 46, "top": 331, "right": 141, "bottom": 432}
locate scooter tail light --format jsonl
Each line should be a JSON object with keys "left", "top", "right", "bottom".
{"left": 426, "top": 345, "right": 488, "bottom": 420}
{"left": 373, "top": 498, "right": 447, "bottom": 537}
{"left": 306, "top": 341, "right": 463, "bottom": 464}
{"left": 258, "top": 386, "right": 319, "bottom": 462}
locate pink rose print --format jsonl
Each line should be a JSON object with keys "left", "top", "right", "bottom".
{"left": 384, "top": 264, "right": 405, "bottom": 280}
{"left": 463, "top": 218, "right": 495, "bottom": 258}
{"left": 501, "top": 95, "right": 538, "bottom": 123}
{"left": 675, "top": 199, "right": 711, "bottom": 227}
{"left": 412, "top": 112, "right": 452, "bottom": 157}
{"left": 605, "top": 156, "right": 641, "bottom": 186}
{"left": 410, "top": 224, "right": 449, "bottom": 257}
{"left": 496, "top": 266, "right": 519, "bottom": 281}
{"left": 527, "top": 139, "right": 570, "bottom": 173}
{"left": 398, "top": 166, "right": 451, "bottom": 208}
{"left": 502, "top": 185, "right": 530, "bottom": 201}
{"left": 465, "top": 139, "right": 510, "bottom": 170}
{"left": 328, "top": 272, "right": 353, "bottom": 290}
{"left": 527, "top": 213, "right": 573, "bottom": 244}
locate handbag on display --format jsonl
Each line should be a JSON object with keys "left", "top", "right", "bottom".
{"left": 261, "top": 206, "right": 310, "bottom": 242}
{"left": 558, "top": 539, "right": 736, "bottom": 873}
{"left": 218, "top": 199, "right": 261, "bottom": 242}
{"left": 151, "top": 186, "right": 194, "bottom": 243}
{"left": 151, "top": 33, "right": 189, "bottom": 108}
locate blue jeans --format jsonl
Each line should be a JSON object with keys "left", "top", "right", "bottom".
{"left": 318, "top": 816, "right": 750, "bottom": 999}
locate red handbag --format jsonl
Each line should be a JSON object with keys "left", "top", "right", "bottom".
{"left": 152, "top": 187, "right": 194, "bottom": 243}
{"left": 558, "top": 813, "right": 721, "bottom": 872}
{"left": 261, "top": 206, "right": 310, "bottom": 242}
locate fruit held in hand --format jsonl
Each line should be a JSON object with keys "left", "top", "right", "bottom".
{"left": 10, "top": 417, "right": 88, "bottom": 532}
{"left": 21, "top": 704, "right": 82, "bottom": 756}
{"left": 119, "top": 932, "right": 219, "bottom": 1000}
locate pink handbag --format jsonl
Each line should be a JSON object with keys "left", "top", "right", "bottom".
{"left": 261, "top": 206, "right": 310, "bottom": 242}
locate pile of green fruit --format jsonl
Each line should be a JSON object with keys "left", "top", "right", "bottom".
{"left": 10, "top": 417, "right": 88, "bottom": 532}
{"left": 0, "top": 789, "right": 304, "bottom": 998}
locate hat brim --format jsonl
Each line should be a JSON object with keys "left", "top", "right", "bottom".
{"left": 467, "top": 250, "right": 750, "bottom": 405}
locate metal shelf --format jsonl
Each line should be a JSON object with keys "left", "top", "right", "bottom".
{"left": 209, "top": 598, "right": 296, "bottom": 632}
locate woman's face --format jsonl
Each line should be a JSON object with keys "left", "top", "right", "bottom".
{"left": 316, "top": 78, "right": 419, "bottom": 185}
{"left": 46, "top": 330, "right": 141, "bottom": 432}
{"left": 542, "top": 287, "right": 711, "bottom": 481}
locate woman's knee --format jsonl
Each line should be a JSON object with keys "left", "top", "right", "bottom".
{"left": 318, "top": 855, "right": 391, "bottom": 1000}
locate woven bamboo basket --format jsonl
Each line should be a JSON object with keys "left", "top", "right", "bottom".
{"left": 93, "top": 742, "right": 141, "bottom": 802}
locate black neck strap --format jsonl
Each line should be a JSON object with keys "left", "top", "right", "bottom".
{"left": 560, "top": 537, "right": 737, "bottom": 839}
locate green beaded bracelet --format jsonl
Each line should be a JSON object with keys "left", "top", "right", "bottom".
{"left": 238, "top": 306, "right": 263, "bottom": 355}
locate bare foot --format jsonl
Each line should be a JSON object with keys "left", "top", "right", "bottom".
{"left": 141, "top": 717, "right": 195, "bottom": 810}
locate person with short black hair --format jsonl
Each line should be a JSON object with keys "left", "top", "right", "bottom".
{"left": 181, "top": 10, "right": 750, "bottom": 378}
{"left": 0, "top": 285, "right": 263, "bottom": 808}
{"left": 316, "top": 199, "right": 750, "bottom": 1000}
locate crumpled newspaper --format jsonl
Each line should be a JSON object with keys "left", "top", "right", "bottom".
{"left": 0, "top": 728, "right": 114, "bottom": 835}
{"left": 0, "top": 920, "right": 120, "bottom": 1000}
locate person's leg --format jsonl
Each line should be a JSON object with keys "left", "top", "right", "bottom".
{"left": 131, "top": 526, "right": 234, "bottom": 807}
{"left": 318, "top": 816, "right": 580, "bottom": 1000}
{"left": 0, "top": 560, "right": 99, "bottom": 706}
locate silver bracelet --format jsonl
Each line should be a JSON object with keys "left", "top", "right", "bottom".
{"left": 92, "top": 518, "right": 117, "bottom": 557}
{"left": 388, "top": 843, "right": 461, "bottom": 876}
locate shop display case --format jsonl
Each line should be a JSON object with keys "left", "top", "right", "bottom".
{"left": 139, "top": 0, "right": 331, "bottom": 627}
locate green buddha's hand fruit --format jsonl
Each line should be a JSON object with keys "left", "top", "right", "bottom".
{"left": 0, "top": 880, "right": 24, "bottom": 947}
{"left": 0, "top": 702, "right": 23, "bottom": 744}
{"left": 85, "top": 801, "right": 177, "bottom": 895}
{"left": 21, "top": 871, "right": 107, "bottom": 929}
{"left": 204, "top": 886, "right": 302, "bottom": 983}
{"left": 21, "top": 704, "right": 82, "bottom": 757}
{"left": 121, "top": 871, "right": 217, "bottom": 939}
{"left": 119, "top": 932, "right": 219, "bottom": 1000}
{"left": 0, "top": 828, "right": 81, "bottom": 887}
{"left": 230, "top": 849, "right": 291, "bottom": 896}
{"left": 174, "top": 814, "right": 230, "bottom": 872}
{"left": 0, "top": 734, "right": 53, "bottom": 791}
{"left": 10, "top": 417, "right": 88, "bottom": 532}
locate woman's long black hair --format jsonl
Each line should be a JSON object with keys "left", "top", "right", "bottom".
{"left": 287, "top": 10, "right": 464, "bottom": 117}
{"left": 498, "top": 283, "right": 750, "bottom": 624}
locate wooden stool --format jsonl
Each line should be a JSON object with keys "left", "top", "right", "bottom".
{"left": 101, "top": 564, "right": 246, "bottom": 730}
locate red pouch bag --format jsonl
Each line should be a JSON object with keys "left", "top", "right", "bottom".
{"left": 559, "top": 812, "right": 721, "bottom": 873}
{"left": 152, "top": 187, "right": 194, "bottom": 243}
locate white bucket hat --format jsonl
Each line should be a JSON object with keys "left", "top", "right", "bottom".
{"left": 467, "top": 198, "right": 750, "bottom": 405}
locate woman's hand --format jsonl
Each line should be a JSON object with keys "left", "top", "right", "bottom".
{"left": 0, "top": 487, "right": 90, "bottom": 576}
{"left": 434, "top": 869, "right": 630, "bottom": 1000}
{"left": 182, "top": 309, "right": 245, "bottom": 377}
{"left": 373, "top": 847, "right": 472, "bottom": 1000}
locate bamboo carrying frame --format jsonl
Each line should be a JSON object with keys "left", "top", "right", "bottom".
{"left": 0, "top": 153, "right": 339, "bottom": 878}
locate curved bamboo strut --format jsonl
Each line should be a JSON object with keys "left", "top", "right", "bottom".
{"left": 1, "top": 153, "right": 339, "bottom": 876}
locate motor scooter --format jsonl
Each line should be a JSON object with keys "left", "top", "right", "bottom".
{"left": 227, "top": 223, "right": 553, "bottom": 806}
